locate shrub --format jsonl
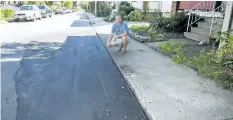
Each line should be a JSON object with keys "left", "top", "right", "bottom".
{"left": 119, "top": 6, "right": 135, "bottom": 15}
{"left": 96, "top": 2, "right": 112, "bottom": 17}
{"left": 159, "top": 33, "right": 233, "bottom": 90}
{"left": 143, "top": 1, "right": 149, "bottom": 20}
{"left": 159, "top": 40, "right": 174, "bottom": 52}
{"left": 148, "top": 28, "right": 164, "bottom": 42}
{"left": 120, "top": 1, "right": 131, "bottom": 6}
{"left": 128, "top": 9, "right": 143, "bottom": 21}
{"left": 129, "top": 24, "right": 149, "bottom": 34}
{"left": 63, "top": 1, "right": 73, "bottom": 8}
{"left": 49, "top": 5, "right": 55, "bottom": 12}
{"left": 0, "top": 8, "right": 14, "bottom": 20}
{"left": 108, "top": 9, "right": 118, "bottom": 21}
{"left": 118, "top": 10, "right": 127, "bottom": 19}
{"left": 80, "top": 2, "right": 88, "bottom": 11}
{"left": 154, "top": 12, "right": 188, "bottom": 33}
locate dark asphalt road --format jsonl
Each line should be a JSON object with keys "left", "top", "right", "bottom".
{"left": 14, "top": 35, "right": 147, "bottom": 120}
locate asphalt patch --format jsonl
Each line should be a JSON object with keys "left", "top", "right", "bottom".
{"left": 14, "top": 36, "right": 147, "bottom": 120}
{"left": 70, "top": 20, "right": 91, "bottom": 27}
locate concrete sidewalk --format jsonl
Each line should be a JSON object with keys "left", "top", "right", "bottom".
{"left": 87, "top": 12, "right": 233, "bottom": 120}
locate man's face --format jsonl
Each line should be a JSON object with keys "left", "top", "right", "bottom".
{"left": 115, "top": 16, "right": 122, "bottom": 23}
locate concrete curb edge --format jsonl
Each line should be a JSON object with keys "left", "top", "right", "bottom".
{"left": 85, "top": 13, "right": 153, "bottom": 120}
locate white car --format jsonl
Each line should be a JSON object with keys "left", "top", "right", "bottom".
{"left": 14, "top": 5, "right": 42, "bottom": 22}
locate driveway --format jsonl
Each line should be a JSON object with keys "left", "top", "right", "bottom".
{"left": 1, "top": 12, "right": 147, "bottom": 120}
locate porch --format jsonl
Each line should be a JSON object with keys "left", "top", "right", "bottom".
{"left": 180, "top": 1, "right": 233, "bottom": 44}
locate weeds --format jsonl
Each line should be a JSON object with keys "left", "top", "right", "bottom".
{"left": 159, "top": 34, "right": 233, "bottom": 90}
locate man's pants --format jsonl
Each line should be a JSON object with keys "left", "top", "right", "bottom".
{"left": 109, "top": 36, "right": 130, "bottom": 47}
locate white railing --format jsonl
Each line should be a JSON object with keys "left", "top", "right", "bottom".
{"left": 209, "top": 1, "right": 227, "bottom": 36}
{"left": 186, "top": 1, "right": 227, "bottom": 37}
{"left": 186, "top": 1, "right": 215, "bottom": 32}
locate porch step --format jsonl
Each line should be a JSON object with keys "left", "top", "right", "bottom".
{"left": 184, "top": 32, "right": 209, "bottom": 42}
{"left": 191, "top": 11, "right": 224, "bottom": 18}
{"left": 191, "top": 27, "right": 210, "bottom": 37}
{"left": 204, "top": 17, "right": 224, "bottom": 23}
{"left": 198, "top": 22, "right": 210, "bottom": 30}
{"left": 198, "top": 22, "right": 223, "bottom": 32}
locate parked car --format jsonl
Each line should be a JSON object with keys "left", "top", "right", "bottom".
{"left": 72, "top": 8, "right": 77, "bottom": 12}
{"left": 38, "top": 5, "right": 52, "bottom": 18}
{"left": 62, "top": 8, "right": 69, "bottom": 14}
{"left": 67, "top": 9, "right": 72, "bottom": 13}
{"left": 55, "top": 8, "right": 65, "bottom": 14}
{"left": 14, "top": 5, "right": 42, "bottom": 22}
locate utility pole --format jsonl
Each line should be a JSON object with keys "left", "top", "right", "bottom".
{"left": 95, "top": 1, "right": 97, "bottom": 15}
{"left": 116, "top": 1, "right": 119, "bottom": 12}
{"left": 86, "top": 2, "right": 88, "bottom": 11}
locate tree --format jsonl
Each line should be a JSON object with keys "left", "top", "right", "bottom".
{"left": 63, "top": 1, "right": 73, "bottom": 8}
{"left": 143, "top": 1, "right": 150, "bottom": 20}
{"left": 45, "top": 1, "right": 54, "bottom": 6}
{"left": 26, "top": 1, "right": 45, "bottom": 5}
{"left": 120, "top": 1, "right": 130, "bottom": 6}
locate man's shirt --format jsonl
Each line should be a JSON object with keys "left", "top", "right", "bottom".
{"left": 111, "top": 22, "right": 129, "bottom": 36}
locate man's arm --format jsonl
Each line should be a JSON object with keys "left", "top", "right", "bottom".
{"left": 107, "top": 24, "right": 115, "bottom": 47}
{"left": 107, "top": 33, "right": 114, "bottom": 44}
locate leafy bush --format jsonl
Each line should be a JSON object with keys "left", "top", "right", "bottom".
{"left": 49, "top": 5, "right": 55, "bottom": 12}
{"left": 128, "top": 9, "right": 143, "bottom": 21}
{"left": 120, "top": 1, "right": 131, "bottom": 6}
{"left": 80, "top": 2, "right": 88, "bottom": 11}
{"left": 143, "top": 1, "right": 149, "bottom": 20}
{"left": 97, "top": 5, "right": 112, "bottom": 17}
{"left": 119, "top": 5, "right": 135, "bottom": 15}
{"left": 88, "top": 2, "right": 112, "bottom": 17}
{"left": 148, "top": 28, "right": 164, "bottom": 42}
{"left": 154, "top": 12, "right": 188, "bottom": 33}
{"left": 129, "top": 24, "right": 149, "bottom": 34}
{"left": 159, "top": 40, "right": 174, "bottom": 52}
{"left": 118, "top": 10, "right": 127, "bottom": 19}
{"left": 159, "top": 33, "right": 233, "bottom": 90}
{"left": 63, "top": 1, "right": 73, "bottom": 8}
{"left": 108, "top": 9, "right": 118, "bottom": 21}
{"left": 0, "top": 8, "right": 14, "bottom": 20}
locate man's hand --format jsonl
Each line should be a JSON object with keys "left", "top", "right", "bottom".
{"left": 107, "top": 42, "right": 111, "bottom": 48}
{"left": 113, "top": 36, "right": 118, "bottom": 41}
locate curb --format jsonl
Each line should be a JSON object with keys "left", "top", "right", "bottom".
{"left": 86, "top": 13, "right": 152, "bottom": 120}
{"left": 96, "top": 33, "right": 152, "bottom": 120}
{"left": 0, "top": 20, "right": 8, "bottom": 24}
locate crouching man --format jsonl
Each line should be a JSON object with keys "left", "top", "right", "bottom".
{"left": 107, "top": 15, "right": 130, "bottom": 54}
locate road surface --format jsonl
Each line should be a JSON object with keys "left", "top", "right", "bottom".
{"left": 1, "top": 12, "right": 147, "bottom": 120}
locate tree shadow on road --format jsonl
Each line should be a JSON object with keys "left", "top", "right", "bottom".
{"left": 1, "top": 41, "right": 63, "bottom": 120}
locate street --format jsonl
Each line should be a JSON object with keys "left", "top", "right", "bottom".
{"left": 1, "top": 12, "right": 147, "bottom": 120}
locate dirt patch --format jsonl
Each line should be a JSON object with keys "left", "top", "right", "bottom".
{"left": 146, "top": 38, "right": 212, "bottom": 58}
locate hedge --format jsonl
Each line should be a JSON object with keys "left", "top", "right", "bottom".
{"left": 0, "top": 8, "right": 14, "bottom": 20}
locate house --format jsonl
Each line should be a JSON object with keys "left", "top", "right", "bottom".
{"left": 130, "top": 1, "right": 173, "bottom": 18}
{"left": 171, "top": 1, "right": 232, "bottom": 44}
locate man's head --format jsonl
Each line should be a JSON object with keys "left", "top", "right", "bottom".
{"left": 115, "top": 15, "right": 122, "bottom": 23}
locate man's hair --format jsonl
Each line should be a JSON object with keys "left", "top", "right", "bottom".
{"left": 115, "top": 14, "right": 122, "bottom": 19}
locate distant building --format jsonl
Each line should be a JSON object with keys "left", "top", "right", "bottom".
{"left": 129, "top": 1, "right": 173, "bottom": 17}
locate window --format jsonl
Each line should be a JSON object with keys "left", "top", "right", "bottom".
{"left": 19, "top": 6, "right": 33, "bottom": 10}
{"left": 38, "top": 6, "right": 45, "bottom": 9}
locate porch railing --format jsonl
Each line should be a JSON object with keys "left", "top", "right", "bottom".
{"left": 186, "top": 1, "right": 227, "bottom": 37}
